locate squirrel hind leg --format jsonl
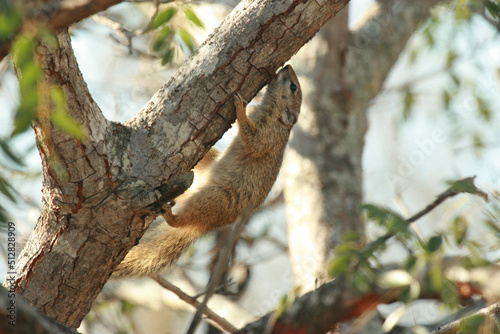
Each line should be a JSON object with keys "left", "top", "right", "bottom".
{"left": 162, "top": 207, "right": 183, "bottom": 228}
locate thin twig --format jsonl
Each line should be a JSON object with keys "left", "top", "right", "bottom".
{"left": 429, "top": 300, "right": 500, "bottom": 334}
{"left": 366, "top": 176, "right": 488, "bottom": 252}
{"left": 186, "top": 207, "right": 253, "bottom": 334}
{"left": 191, "top": 280, "right": 237, "bottom": 299}
{"left": 154, "top": 276, "right": 239, "bottom": 333}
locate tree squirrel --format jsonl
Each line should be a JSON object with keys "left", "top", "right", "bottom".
{"left": 113, "top": 65, "right": 302, "bottom": 277}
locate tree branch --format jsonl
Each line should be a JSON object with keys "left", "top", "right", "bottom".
{"left": 13, "top": 0, "right": 351, "bottom": 329}
{"left": 237, "top": 264, "right": 498, "bottom": 334}
{"left": 430, "top": 300, "right": 500, "bottom": 334}
{"left": 239, "top": 179, "right": 491, "bottom": 333}
{"left": 1, "top": 0, "right": 123, "bottom": 62}
{"left": 154, "top": 276, "right": 239, "bottom": 334}
{"left": 366, "top": 176, "right": 488, "bottom": 252}
{"left": 0, "top": 286, "right": 78, "bottom": 334}
{"left": 187, "top": 208, "right": 252, "bottom": 333}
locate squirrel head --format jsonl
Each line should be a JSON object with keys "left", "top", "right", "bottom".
{"left": 263, "top": 64, "right": 302, "bottom": 129}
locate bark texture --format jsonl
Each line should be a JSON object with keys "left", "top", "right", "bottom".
{"left": 0, "top": 286, "right": 77, "bottom": 334}
{"left": 10, "top": 0, "right": 351, "bottom": 328}
{"left": 284, "top": 0, "right": 443, "bottom": 292}
{"left": 1, "top": 0, "right": 123, "bottom": 62}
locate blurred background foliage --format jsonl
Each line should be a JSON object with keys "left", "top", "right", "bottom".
{"left": 0, "top": 0, "right": 500, "bottom": 332}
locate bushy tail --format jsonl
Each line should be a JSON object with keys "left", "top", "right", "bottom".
{"left": 113, "top": 225, "right": 201, "bottom": 278}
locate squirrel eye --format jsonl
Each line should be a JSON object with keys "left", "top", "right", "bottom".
{"left": 290, "top": 82, "right": 297, "bottom": 93}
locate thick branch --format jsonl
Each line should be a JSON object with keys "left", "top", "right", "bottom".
{"left": 124, "top": 0, "right": 350, "bottom": 181}
{"left": 0, "top": 286, "right": 77, "bottom": 334}
{"left": 1, "top": 0, "right": 122, "bottom": 61}
{"left": 238, "top": 265, "right": 498, "bottom": 334}
{"left": 14, "top": 0, "right": 351, "bottom": 329}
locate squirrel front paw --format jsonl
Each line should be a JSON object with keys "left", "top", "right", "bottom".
{"left": 234, "top": 93, "right": 248, "bottom": 109}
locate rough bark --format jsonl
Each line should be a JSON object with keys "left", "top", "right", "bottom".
{"left": 9, "top": 0, "right": 351, "bottom": 329}
{"left": 1, "top": 0, "right": 123, "bottom": 62}
{"left": 0, "top": 286, "right": 77, "bottom": 334}
{"left": 284, "top": 0, "right": 444, "bottom": 292}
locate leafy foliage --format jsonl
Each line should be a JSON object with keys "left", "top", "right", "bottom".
{"left": 328, "top": 178, "right": 499, "bottom": 330}
{"left": 150, "top": 4, "right": 205, "bottom": 65}
{"left": 401, "top": 2, "right": 499, "bottom": 157}
{"left": 0, "top": 9, "right": 87, "bottom": 221}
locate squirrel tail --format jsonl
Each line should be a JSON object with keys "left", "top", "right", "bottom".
{"left": 113, "top": 225, "right": 201, "bottom": 278}
{"left": 113, "top": 148, "right": 219, "bottom": 278}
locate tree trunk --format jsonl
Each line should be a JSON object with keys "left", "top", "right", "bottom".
{"left": 9, "top": 0, "right": 350, "bottom": 328}
{"left": 284, "top": 0, "right": 445, "bottom": 292}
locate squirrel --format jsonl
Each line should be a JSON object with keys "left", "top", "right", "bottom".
{"left": 113, "top": 64, "right": 302, "bottom": 278}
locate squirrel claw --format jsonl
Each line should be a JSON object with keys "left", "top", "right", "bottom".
{"left": 234, "top": 93, "right": 247, "bottom": 108}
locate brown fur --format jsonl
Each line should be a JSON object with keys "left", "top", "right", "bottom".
{"left": 113, "top": 65, "right": 302, "bottom": 277}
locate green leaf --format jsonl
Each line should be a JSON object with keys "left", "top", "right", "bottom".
{"left": 427, "top": 235, "right": 443, "bottom": 254}
{"left": 446, "top": 177, "right": 488, "bottom": 201}
{"left": 423, "top": 28, "right": 435, "bottom": 47}
{"left": 341, "top": 231, "right": 362, "bottom": 242}
{"left": 11, "top": 34, "right": 42, "bottom": 137}
{"left": 452, "top": 217, "right": 468, "bottom": 247}
{"left": 485, "top": 219, "right": 500, "bottom": 237}
{"left": 404, "top": 256, "right": 417, "bottom": 271}
{"left": 362, "top": 204, "right": 409, "bottom": 238}
{"left": 484, "top": 0, "right": 500, "bottom": 19}
{"left": 50, "top": 86, "right": 66, "bottom": 106}
{"left": 409, "top": 48, "right": 418, "bottom": 64}
{"left": 442, "top": 90, "right": 451, "bottom": 110}
{"left": 363, "top": 204, "right": 405, "bottom": 224}
{"left": 153, "top": 26, "right": 174, "bottom": 52}
{"left": 446, "top": 50, "right": 457, "bottom": 67}
{"left": 51, "top": 109, "right": 86, "bottom": 141}
{"left": 465, "top": 241, "right": 488, "bottom": 266}
{"left": 151, "top": 8, "right": 177, "bottom": 29}
{"left": 120, "top": 300, "right": 136, "bottom": 314}
{"left": 476, "top": 96, "right": 491, "bottom": 121}
{"left": 328, "top": 255, "right": 350, "bottom": 277}
{"left": 0, "top": 5, "right": 21, "bottom": 41}
{"left": 0, "top": 177, "right": 17, "bottom": 202}
{"left": 428, "top": 263, "right": 444, "bottom": 291}
{"left": 441, "top": 279, "right": 459, "bottom": 308}
{"left": 352, "top": 270, "right": 372, "bottom": 293}
{"left": 11, "top": 35, "right": 37, "bottom": 69}
{"left": 0, "top": 204, "right": 9, "bottom": 224}
{"left": 403, "top": 89, "right": 414, "bottom": 120}
{"left": 458, "top": 315, "right": 485, "bottom": 333}
{"left": 50, "top": 87, "right": 86, "bottom": 140}
{"left": 455, "top": 1, "right": 472, "bottom": 21}
{"left": 184, "top": 7, "right": 204, "bottom": 28}
{"left": 0, "top": 139, "right": 24, "bottom": 166}
{"left": 276, "top": 287, "right": 299, "bottom": 317}
{"left": 179, "top": 28, "right": 196, "bottom": 53}
{"left": 161, "top": 47, "right": 175, "bottom": 65}
{"left": 13, "top": 93, "right": 38, "bottom": 137}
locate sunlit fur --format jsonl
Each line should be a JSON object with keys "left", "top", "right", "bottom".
{"left": 114, "top": 65, "right": 302, "bottom": 277}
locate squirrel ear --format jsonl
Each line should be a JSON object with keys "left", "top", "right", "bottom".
{"left": 279, "top": 108, "right": 297, "bottom": 126}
